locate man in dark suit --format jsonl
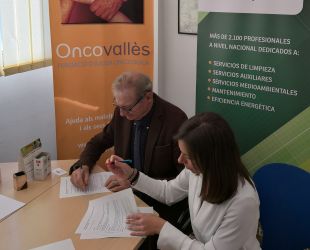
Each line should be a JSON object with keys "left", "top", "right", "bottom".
{"left": 70, "top": 71, "right": 188, "bottom": 227}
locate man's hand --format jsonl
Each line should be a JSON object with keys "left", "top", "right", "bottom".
{"left": 105, "top": 174, "right": 130, "bottom": 192}
{"left": 90, "top": 0, "right": 124, "bottom": 21}
{"left": 126, "top": 213, "right": 166, "bottom": 236}
{"left": 70, "top": 165, "right": 90, "bottom": 190}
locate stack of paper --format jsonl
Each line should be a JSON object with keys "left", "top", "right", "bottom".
{"left": 59, "top": 174, "right": 153, "bottom": 239}
{"left": 76, "top": 188, "right": 139, "bottom": 239}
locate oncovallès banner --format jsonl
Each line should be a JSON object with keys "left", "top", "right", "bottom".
{"left": 49, "top": 0, "right": 153, "bottom": 159}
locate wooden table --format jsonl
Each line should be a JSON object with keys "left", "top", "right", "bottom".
{"left": 0, "top": 160, "right": 145, "bottom": 250}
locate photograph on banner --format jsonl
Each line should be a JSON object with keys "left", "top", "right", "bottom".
{"left": 60, "top": 0, "right": 144, "bottom": 24}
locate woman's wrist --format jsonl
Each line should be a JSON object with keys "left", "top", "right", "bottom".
{"left": 128, "top": 169, "right": 139, "bottom": 185}
{"left": 127, "top": 168, "right": 135, "bottom": 180}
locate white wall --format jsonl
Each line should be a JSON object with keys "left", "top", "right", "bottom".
{"left": 0, "top": 2, "right": 197, "bottom": 162}
{"left": 158, "top": 0, "right": 197, "bottom": 118}
{"left": 0, "top": 67, "right": 57, "bottom": 162}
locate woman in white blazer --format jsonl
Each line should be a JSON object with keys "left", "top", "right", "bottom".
{"left": 107, "top": 112, "right": 261, "bottom": 250}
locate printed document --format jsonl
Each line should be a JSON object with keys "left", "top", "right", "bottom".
{"left": 59, "top": 172, "right": 113, "bottom": 198}
{"left": 0, "top": 194, "right": 25, "bottom": 220}
{"left": 76, "top": 188, "right": 138, "bottom": 239}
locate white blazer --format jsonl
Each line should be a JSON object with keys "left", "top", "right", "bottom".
{"left": 134, "top": 168, "right": 261, "bottom": 250}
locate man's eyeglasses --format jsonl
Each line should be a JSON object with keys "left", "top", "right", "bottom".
{"left": 113, "top": 94, "right": 145, "bottom": 113}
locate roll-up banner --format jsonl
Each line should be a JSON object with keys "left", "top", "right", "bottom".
{"left": 196, "top": 0, "right": 309, "bottom": 173}
{"left": 49, "top": 0, "right": 153, "bottom": 159}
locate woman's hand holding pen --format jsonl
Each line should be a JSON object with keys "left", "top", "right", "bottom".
{"left": 105, "top": 155, "right": 134, "bottom": 191}
{"left": 105, "top": 155, "right": 133, "bottom": 180}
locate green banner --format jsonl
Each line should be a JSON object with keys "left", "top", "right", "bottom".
{"left": 196, "top": 2, "right": 310, "bottom": 174}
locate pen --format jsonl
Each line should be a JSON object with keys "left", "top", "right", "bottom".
{"left": 119, "top": 159, "right": 132, "bottom": 164}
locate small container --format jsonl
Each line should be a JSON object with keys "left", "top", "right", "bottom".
{"left": 33, "top": 152, "right": 51, "bottom": 181}
{"left": 13, "top": 171, "right": 28, "bottom": 191}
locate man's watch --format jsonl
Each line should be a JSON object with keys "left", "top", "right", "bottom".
{"left": 69, "top": 160, "right": 82, "bottom": 175}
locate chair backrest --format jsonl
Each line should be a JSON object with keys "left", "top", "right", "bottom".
{"left": 253, "top": 163, "right": 310, "bottom": 250}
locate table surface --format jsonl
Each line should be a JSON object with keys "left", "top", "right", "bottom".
{"left": 0, "top": 160, "right": 145, "bottom": 250}
{"left": 0, "top": 160, "right": 75, "bottom": 204}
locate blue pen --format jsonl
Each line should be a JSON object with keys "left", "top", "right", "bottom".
{"left": 119, "top": 159, "right": 132, "bottom": 164}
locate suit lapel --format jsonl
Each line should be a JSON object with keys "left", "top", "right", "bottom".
{"left": 116, "top": 115, "right": 132, "bottom": 158}
{"left": 124, "top": 119, "right": 133, "bottom": 158}
{"left": 143, "top": 96, "right": 163, "bottom": 174}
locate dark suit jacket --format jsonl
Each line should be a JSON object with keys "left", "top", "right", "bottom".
{"left": 80, "top": 93, "right": 187, "bottom": 180}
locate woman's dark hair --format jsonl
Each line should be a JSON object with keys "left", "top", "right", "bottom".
{"left": 174, "top": 112, "right": 253, "bottom": 204}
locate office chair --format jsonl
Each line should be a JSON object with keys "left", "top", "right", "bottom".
{"left": 253, "top": 163, "right": 310, "bottom": 250}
